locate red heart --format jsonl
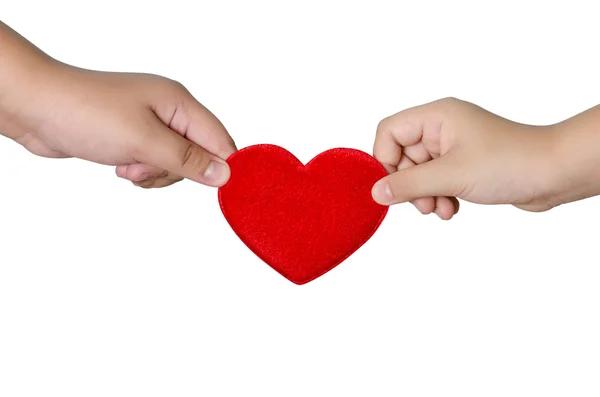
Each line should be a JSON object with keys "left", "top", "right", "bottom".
{"left": 218, "top": 144, "right": 389, "bottom": 285}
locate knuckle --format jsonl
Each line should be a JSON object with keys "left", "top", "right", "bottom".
{"left": 436, "top": 96, "right": 466, "bottom": 112}
{"left": 439, "top": 96, "right": 460, "bottom": 105}
{"left": 167, "top": 79, "right": 190, "bottom": 96}
{"left": 376, "top": 118, "right": 387, "bottom": 133}
{"left": 180, "top": 144, "right": 210, "bottom": 174}
{"left": 167, "top": 80, "right": 192, "bottom": 110}
{"left": 376, "top": 116, "right": 393, "bottom": 135}
{"left": 146, "top": 76, "right": 190, "bottom": 103}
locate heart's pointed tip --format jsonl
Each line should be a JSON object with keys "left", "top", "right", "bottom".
{"left": 289, "top": 279, "right": 310, "bottom": 286}
{"left": 280, "top": 272, "right": 313, "bottom": 285}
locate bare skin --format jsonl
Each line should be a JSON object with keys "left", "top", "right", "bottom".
{"left": 0, "top": 21, "right": 236, "bottom": 188}
{"left": 3, "top": 22, "right": 599, "bottom": 215}
{"left": 372, "top": 97, "right": 600, "bottom": 220}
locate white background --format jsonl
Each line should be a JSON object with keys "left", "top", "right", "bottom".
{"left": 1, "top": 1, "right": 600, "bottom": 396}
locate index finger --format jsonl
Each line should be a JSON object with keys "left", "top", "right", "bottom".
{"left": 134, "top": 120, "right": 231, "bottom": 187}
{"left": 179, "top": 94, "right": 237, "bottom": 160}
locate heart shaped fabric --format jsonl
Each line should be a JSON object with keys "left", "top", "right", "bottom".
{"left": 218, "top": 144, "right": 389, "bottom": 284}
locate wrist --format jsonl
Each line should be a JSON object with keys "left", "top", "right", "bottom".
{"left": 550, "top": 114, "right": 600, "bottom": 206}
{"left": 0, "top": 59, "right": 61, "bottom": 141}
{"left": 0, "top": 22, "right": 61, "bottom": 142}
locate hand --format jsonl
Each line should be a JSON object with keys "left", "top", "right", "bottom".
{"left": 5, "top": 66, "right": 236, "bottom": 188}
{"left": 0, "top": 21, "right": 236, "bottom": 188}
{"left": 371, "top": 97, "right": 563, "bottom": 219}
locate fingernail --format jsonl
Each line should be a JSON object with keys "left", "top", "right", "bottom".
{"left": 372, "top": 181, "right": 393, "bottom": 204}
{"left": 434, "top": 208, "right": 443, "bottom": 219}
{"left": 203, "top": 160, "right": 228, "bottom": 184}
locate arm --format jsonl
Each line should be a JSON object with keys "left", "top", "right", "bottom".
{"left": 0, "top": 21, "right": 57, "bottom": 141}
{"left": 371, "top": 97, "right": 600, "bottom": 219}
{"left": 0, "top": 21, "right": 236, "bottom": 188}
{"left": 551, "top": 105, "right": 600, "bottom": 207}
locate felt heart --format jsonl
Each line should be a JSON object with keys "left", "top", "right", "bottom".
{"left": 218, "top": 144, "right": 389, "bottom": 285}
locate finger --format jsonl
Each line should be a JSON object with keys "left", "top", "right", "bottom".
{"left": 372, "top": 156, "right": 463, "bottom": 205}
{"left": 413, "top": 197, "right": 436, "bottom": 214}
{"left": 116, "top": 163, "right": 183, "bottom": 188}
{"left": 433, "top": 196, "right": 456, "bottom": 220}
{"left": 133, "top": 177, "right": 181, "bottom": 189}
{"left": 134, "top": 121, "right": 230, "bottom": 187}
{"left": 115, "top": 164, "right": 128, "bottom": 178}
{"left": 373, "top": 118, "right": 403, "bottom": 170}
{"left": 403, "top": 142, "right": 433, "bottom": 165}
{"left": 118, "top": 163, "right": 181, "bottom": 183}
{"left": 397, "top": 155, "right": 435, "bottom": 214}
{"left": 373, "top": 100, "right": 445, "bottom": 167}
{"left": 450, "top": 197, "right": 460, "bottom": 214}
{"left": 166, "top": 91, "right": 237, "bottom": 160}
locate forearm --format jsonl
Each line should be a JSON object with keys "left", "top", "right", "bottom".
{"left": 0, "top": 21, "right": 57, "bottom": 140}
{"left": 552, "top": 105, "right": 600, "bottom": 205}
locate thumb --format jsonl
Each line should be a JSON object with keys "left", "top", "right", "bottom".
{"left": 135, "top": 122, "right": 231, "bottom": 187}
{"left": 372, "top": 156, "right": 463, "bottom": 205}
